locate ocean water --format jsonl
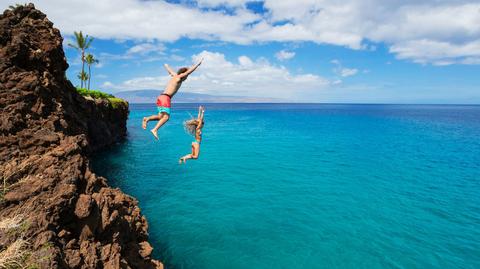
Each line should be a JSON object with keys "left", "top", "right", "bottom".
{"left": 93, "top": 104, "right": 480, "bottom": 269}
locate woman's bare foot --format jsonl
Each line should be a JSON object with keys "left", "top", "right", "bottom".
{"left": 179, "top": 158, "right": 184, "bottom": 164}
{"left": 142, "top": 117, "right": 147, "bottom": 129}
{"left": 150, "top": 129, "right": 158, "bottom": 140}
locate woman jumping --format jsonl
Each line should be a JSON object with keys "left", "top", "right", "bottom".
{"left": 179, "top": 106, "right": 205, "bottom": 164}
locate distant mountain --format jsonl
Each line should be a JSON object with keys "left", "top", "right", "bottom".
{"left": 115, "top": 90, "right": 282, "bottom": 103}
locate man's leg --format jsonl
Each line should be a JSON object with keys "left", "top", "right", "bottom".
{"left": 150, "top": 113, "right": 170, "bottom": 140}
{"left": 142, "top": 114, "right": 163, "bottom": 129}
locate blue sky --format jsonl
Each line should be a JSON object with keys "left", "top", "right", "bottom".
{"left": 11, "top": 0, "right": 480, "bottom": 103}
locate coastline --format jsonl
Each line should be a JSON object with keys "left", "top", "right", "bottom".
{"left": 0, "top": 4, "right": 162, "bottom": 268}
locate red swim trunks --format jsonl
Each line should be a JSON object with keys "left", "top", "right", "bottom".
{"left": 156, "top": 94, "right": 171, "bottom": 108}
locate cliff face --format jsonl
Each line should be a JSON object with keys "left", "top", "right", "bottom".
{"left": 0, "top": 4, "right": 162, "bottom": 269}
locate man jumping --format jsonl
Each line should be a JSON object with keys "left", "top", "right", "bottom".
{"left": 142, "top": 58, "right": 203, "bottom": 139}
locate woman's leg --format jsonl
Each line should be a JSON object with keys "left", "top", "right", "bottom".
{"left": 179, "top": 154, "right": 192, "bottom": 164}
{"left": 179, "top": 143, "right": 200, "bottom": 164}
{"left": 191, "top": 143, "right": 200, "bottom": 159}
{"left": 150, "top": 113, "right": 170, "bottom": 139}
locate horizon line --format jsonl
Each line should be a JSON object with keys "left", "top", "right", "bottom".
{"left": 127, "top": 102, "right": 480, "bottom": 106}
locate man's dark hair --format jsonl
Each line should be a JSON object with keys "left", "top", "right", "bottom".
{"left": 177, "top": 67, "right": 188, "bottom": 75}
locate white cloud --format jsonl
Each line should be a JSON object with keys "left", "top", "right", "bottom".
{"left": 102, "top": 81, "right": 114, "bottom": 88}
{"left": 23, "top": 0, "right": 480, "bottom": 65}
{"left": 126, "top": 43, "right": 166, "bottom": 56}
{"left": 30, "top": 0, "right": 259, "bottom": 42}
{"left": 195, "top": 0, "right": 249, "bottom": 8}
{"left": 238, "top": 55, "right": 254, "bottom": 67}
{"left": 95, "top": 41, "right": 169, "bottom": 66}
{"left": 390, "top": 39, "right": 480, "bottom": 65}
{"left": 104, "top": 50, "right": 329, "bottom": 100}
{"left": 339, "top": 68, "right": 358, "bottom": 77}
{"left": 330, "top": 59, "right": 340, "bottom": 65}
{"left": 332, "top": 79, "right": 342, "bottom": 85}
{"left": 331, "top": 59, "right": 358, "bottom": 77}
{"left": 275, "top": 50, "right": 296, "bottom": 61}
{"left": 170, "top": 54, "right": 186, "bottom": 62}
{"left": 62, "top": 36, "right": 75, "bottom": 49}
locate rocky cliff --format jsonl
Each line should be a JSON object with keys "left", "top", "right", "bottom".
{"left": 0, "top": 4, "right": 162, "bottom": 268}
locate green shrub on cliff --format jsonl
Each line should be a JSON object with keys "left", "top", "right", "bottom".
{"left": 108, "top": 97, "right": 128, "bottom": 109}
{"left": 76, "top": 87, "right": 113, "bottom": 99}
{"left": 76, "top": 88, "right": 127, "bottom": 109}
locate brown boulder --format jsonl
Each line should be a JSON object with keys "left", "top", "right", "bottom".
{"left": 74, "top": 194, "right": 93, "bottom": 219}
{"left": 139, "top": 241, "right": 154, "bottom": 258}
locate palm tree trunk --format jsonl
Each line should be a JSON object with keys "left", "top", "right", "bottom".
{"left": 88, "top": 65, "right": 91, "bottom": 91}
{"left": 81, "top": 49, "right": 85, "bottom": 89}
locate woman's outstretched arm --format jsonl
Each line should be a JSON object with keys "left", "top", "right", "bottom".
{"left": 197, "top": 105, "right": 202, "bottom": 119}
{"left": 197, "top": 106, "right": 205, "bottom": 129}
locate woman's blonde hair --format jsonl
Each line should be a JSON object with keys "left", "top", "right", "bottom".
{"left": 184, "top": 119, "right": 199, "bottom": 136}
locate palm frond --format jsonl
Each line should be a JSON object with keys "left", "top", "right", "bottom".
{"left": 77, "top": 71, "right": 89, "bottom": 81}
{"left": 73, "top": 31, "right": 87, "bottom": 49}
{"left": 67, "top": 43, "right": 79, "bottom": 50}
{"left": 8, "top": 4, "right": 24, "bottom": 10}
{"left": 85, "top": 54, "right": 99, "bottom": 65}
{"left": 85, "top": 35, "right": 94, "bottom": 49}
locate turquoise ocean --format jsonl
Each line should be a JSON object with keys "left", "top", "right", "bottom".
{"left": 93, "top": 104, "right": 480, "bottom": 269}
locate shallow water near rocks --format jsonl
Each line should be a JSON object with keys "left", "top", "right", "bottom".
{"left": 93, "top": 103, "right": 480, "bottom": 269}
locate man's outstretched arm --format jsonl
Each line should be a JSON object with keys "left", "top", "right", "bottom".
{"left": 178, "top": 58, "right": 203, "bottom": 78}
{"left": 164, "top": 64, "right": 176, "bottom": 77}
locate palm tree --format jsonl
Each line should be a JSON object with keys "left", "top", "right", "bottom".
{"left": 68, "top": 31, "right": 93, "bottom": 88}
{"left": 77, "top": 71, "right": 89, "bottom": 88}
{"left": 9, "top": 4, "right": 24, "bottom": 10}
{"left": 85, "top": 54, "right": 99, "bottom": 91}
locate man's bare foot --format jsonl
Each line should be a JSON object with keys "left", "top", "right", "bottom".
{"left": 142, "top": 117, "right": 147, "bottom": 129}
{"left": 179, "top": 158, "right": 183, "bottom": 164}
{"left": 150, "top": 129, "right": 158, "bottom": 140}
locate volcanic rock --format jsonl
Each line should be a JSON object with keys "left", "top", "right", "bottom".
{"left": 0, "top": 4, "right": 162, "bottom": 268}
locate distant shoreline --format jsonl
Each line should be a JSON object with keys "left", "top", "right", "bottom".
{"left": 128, "top": 102, "right": 480, "bottom": 106}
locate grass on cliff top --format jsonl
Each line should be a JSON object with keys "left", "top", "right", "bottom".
{"left": 76, "top": 88, "right": 128, "bottom": 109}
{"left": 107, "top": 97, "right": 128, "bottom": 109}
{"left": 76, "top": 88, "right": 114, "bottom": 99}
